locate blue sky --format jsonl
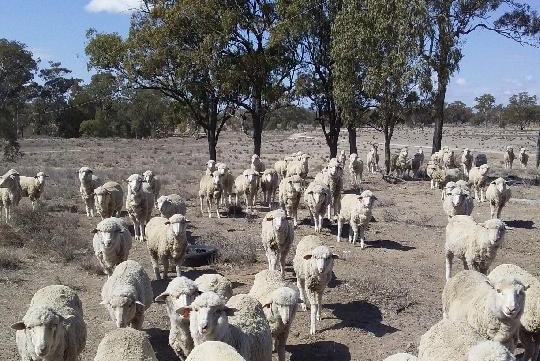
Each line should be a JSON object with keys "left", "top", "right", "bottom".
{"left": 1, "top": 0, "right": 538, "bottom": 107}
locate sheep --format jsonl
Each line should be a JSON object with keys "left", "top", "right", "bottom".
{"left": 125, "top": 174, "right": 154, "bottom": 242}
{"left": 235, "top": 169, "right": 260, "bottom": 213}
{"left": 314, "top": 159, "right": 343, "bottom": 219}
{"left": 248, "top": 270, "right": 300, "bottom": 361}
{"left": 468, "top": 164, "right": 490, "bottom": 202}
{"left": 461, "top": 148, "right": 473, "bottom": 176}
{"left": 0, "top": 168, "right": 22, "bottom": 222}
{"left": 155, "top": 276, "right": 199, "bottom": 359}
{"left": 205, "top": 160, "right": 216, "bottom": 175}
{"left": 489, "top": 264, "right": 540, "bottom": 361}
{"left": 486, "top": 177, "right": 511, "bottom": 219}
{"left": 156, "top": 194, "right": 187, "bottom": 218}
{"left": 78, "top": 166, "right": 103, "bottom": 217}
{"left": 11, "top": 285, "right": 86, "bottom": 361}
{"left": 303, "top": 181, "right": 330, "bottom": 233}
{"left": 445, "top": 215, "right": 506, "bottom": 280}
{"left": 142, "top": 170, "right": 161, "bottom": 204}
{"left": 194, "top": 274, "right": 233, "bottom": 301}
{"left": 504, "top": 146, "right": 515, "bottom": 169}
{"left": 94, "top": 181, "right": 124, "bottom": 219}
{"left": 442, "top": 270, "right": 526, "bottom": 350}
{"left": 261, "top": 209, "right": 294, "bottom": 276}
{"left": 519, "top": 147, "right": 529, "bottom": 168}
{"left": 348, "top": 153, "right": 363, "bottom": 187}
{"left": 273, "top": 160, "right": 288, "bottom": 179}
{"left": 293, "top": 235, "right": 338, "bottom": 335}
{"left": 251, "top": 154, "right": 265, "bottom": 173}
{"left": 101, "top": 260, "right": 153, "bottom": 329}
{"left": 467, "top": 340, "right": 516, "bottom": 361}
{"left": 337, "top": 191, "right": 376, "bottom": 248}
{"left": 431, "top": 167, "right": 465, "bottom": 189}
{"left": 426, "top": 160, "right": 441, "bottom": 189}
{"left": 442, "top": 149, "right": 456, "bottom": 169}
{"left": 409, "top": 152, "right": 423, "bottom": 179}
{"left": 177, "top": 292, "right": 273, "bottom": 361}
{"left": 383, "top": 353, "right": 417, "bottom": 361}
{"left": 278, "top": 175, "right": 303, "bottom": 227}
{"left": 217, "top": 163, "right": 235, "bottom": 206}
{"left": 389, "top": 148, "right": 408, "bottom": 177}
{"left": 94, "top": 328, "right": 158, "bottom": 361}
{"left": 442, "top": 183, "right": 474, "bottom": 219}
{"left": 260, "top": 169, "right": 279, "bottom": 208}
{"left": 285, "top": 153, "right": 310, "bottom": 179}
{"left": 186, "top": 341, "right": 247, "bottom": 361}
{"left": 366, "top": 143, "right": 380, "bottom": 173}
{"left": 474, "top": 153, "right": 488, "bottom": 167}
{"left": 19, "top": 171, "right": 48, "bottom": 210}
{"left": 92, "top": 217, "right": 132, "bottom": 277}
{"left": 199, "top": 171, "right": 223, "bottom": 218}
{"left": 338, "top": 150, "right": 346, "bottom": 165}
{"left": 145, "top": 214, "right": 189, "bottom": 280}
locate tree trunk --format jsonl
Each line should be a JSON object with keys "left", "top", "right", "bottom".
{"left": 207, "top": 127, "right": 217, "bottom": 161}
{"left": 347, "top": 122, "right": 357, "bottom": 155}
{"left": 251, "top": 89, "right": 263, "bottom": 156}
{"left": 432, "top": 79, "right": 446, "bottom": 154}
{"left": 384, "top": 123, "right": 391, "bottom": 174}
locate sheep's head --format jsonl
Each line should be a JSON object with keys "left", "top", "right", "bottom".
{"left": 506, "top": 146, "right": 513, "bottom": 152}
{"left": 165, "top": 214, "right": 189, "bottom": 237}
{"left": 35, "top": 172, "right": 49, "bottom": 185}
{"left": 490, "top": 177, "right": 508, "bottom": 193}
{"left": 102, "top": 294, "right": 145, "bottom": 328}
{"left": 263, "top": 286, "right": 300, "bottom": 325}
{"left": 480, "top": 219, "right": 506, "bottom": 246}
{"left": 93, "top": 218, "right": 124, "bottom": 248}
{"left": 451, "top": 187, "right": 469, "bottom": 207}
{"left": 251, "top": 154, "right": 259, "bottom": 161}
{"left": 359, "top": 190, "right": 377, "bottom": 208}
{"left": 306, "top": 187, "right": 328, "bottom": 206}
{"left": 126, "top": 174, "right": 143, "bottom": 193}
{"left": 479, "top": 164, "right": 490, "bottom": 175}
{"left": 94, "top": 186, "right": 111, "bottom": 206}
{"left": 176, "top": 292, "right": 235, "bottom": 339}
{"left": 463, "top": 148, "right": 470, "bottom": 155}
{"left": 211, "top": 171, "right": 221, "bottom": 186}
{"left": 262, "top": 170, "right": 275, "bottom": 183}
{"left": 418, "top": 147, "right": 423, "bottom": 154}
{"left": 491, "top": 278, "right": 527, "bottom": 319}
{"left": 520, "top": 148, "right": 526, "bottom": 154}
{"left": 155, "top": 276, "right": 198, "bottom": 319}
{"left": 287, "top": 176, "right": 303, "bottom": 193}
{"left": 217, "top": 163, "right": 228, "bottom": 175}
{"left": 206, "top": 160, "right": 216, "bottom": 170}
{"left": 349, "top": 153, "right": 358, "bottom": 160}
{"left": 143, "top": 170, "right": 155, "bottom": 183}
{"left": 243, "top": 169, "right": 259, "bottom": 184}
{"left": 304, "top": 245, "right": 338, "bottom": 273}
{"left": 78, "top": 166, "right": 92, "bottom": 182}
{"left": 156, "top": 196, "right": 170, "bottom": 212}
{"left": 264, "top": 210, "right": 288, "bottom": 232}
{"left": 11, "top": 306, "right": 70, "bottom": 357}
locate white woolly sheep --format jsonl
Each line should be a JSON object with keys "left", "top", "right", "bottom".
{"left": 383, "top": 353, "right": 417, "bottom": 361}
{"left": 260, "top": 169, "right": 279, "bottom": 208}
{"left": 20, "top": 171, "right": 49, "bottom": 210}
{"left": 314, "top": 159, "right": 343, "bottom": 219}
{"left": 366, "top": 143, "right": 380, "bottom": 173}
{"left": 348, "top": 153, "right": 363, "bottom": 187}
{"left": 278, "top": 175, "right": 303, "bottom": 227}
{"left": 177, "top": 292, "right": 273, "bottom": 361}
{"left": 504, "top": 146, "right": 515, "bottom": 169}
{"left": 519, "top": 148, "right": 529, "bottom": 168}
{"left": 274, "top": 160, "right": 288, "bottom": 179}
{"left": 155, "top": 276, "right": 199, "bottom": 359}
{"left": 156, "top": 194, "right": 187, "bottom": 219}
{"left": 94, "top": 181, "right": 124, "bottom": 219}
{"left": 431, "top": 167, "right": 465, "bottom": 189}
{"left": 145, "top": 214, "right": 189, "bottom": 280}
{"left": 78, "top": 166, "right": 103, "bottom": 217}
{"left": 194, "top": 273, "right": 233, "bottom": 301}
{"left": 251, "top": 154, "right": 266, "bottom": 173}
{"left": 489, "top": 264, "right": 540, "bottom": 361}
{"left": 248, "top": 270, "right": 300, "bottom": 361}
{"left": 474, "top": 153, "right": 488, "bottom": 167}
{"left": 0, "top": 168, "right": 22, "bottom": 222}
{"left": 11, "top": 285, "right": 86, "bottom": 361}
{"left": 445, "top": 215, "right": 506, "bottom": 280}
{"left": 199, "top": 171, "right": 223, "bottom": 218}
{"left": 293, "top": 235, "right": 338, "bottom": 335}
{"left": 442, "top": 149, "right": 456, "bottom": 169}
{"left": 467, "top": 340, "right": 516, "bottom": 361}
{"left": 94, "top": 328, "right": 157, "bottom": 361}
{"left": 235, "top": 169, "right": 260, "bottom": 213}
{"left": 126, "top": 174, "right": 154, "bottom": 242}
{"left": 285, "top": 153, "right": 310, "bottom": 179}
{"left": 142, "top": 170, "right": 161, "bottom": 204}
{"left": 461, "top": 148, "right": 473, "bottom": 176}
{"left": 304, "top": 181, "right": 330, "bottom": 233}
{"left": 337, "top": 191, "right": 376, "bottom": 248}
{"left": 468, "top": 164, "right": 490, "bottom": 202}
{"left": 101, "top": 260, "right": 154, "bottom": 329}
{"left": 186, "top": 341, "right": 247, "bottom": 361}
{"left": 206, "top": 160, "right": 217, "bottom": 175}
{"left": 217, "top": 164, "right": 235, "bottom": 206}
{"left": 92, "top": 217, "right": 132, "bottom": 277}
{"left": 442, "top": 270, "right": 526, "bottom": 350}
{"left": 426, "top": 160, "right": 442, "bottom": 189}
{"left": 261, "top": 209, "right": 294, "bottom": 276}
{"left": 442, "top": 183, "right": 474, "bottom": 219}
{"left": 486, "top": 177, "right": 511, "bottom": 219}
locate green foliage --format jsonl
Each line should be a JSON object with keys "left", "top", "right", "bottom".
{"left": 505, "top": 92, "right": 538, "bottom": 130}
{"left": 446, "top": 101, "right": 473, "bottom": 124}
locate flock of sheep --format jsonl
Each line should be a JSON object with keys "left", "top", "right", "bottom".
{"left": 3, "top": 140, "right": 538, "bottom": 361}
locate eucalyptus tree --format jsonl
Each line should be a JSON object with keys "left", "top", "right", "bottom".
{"left": 474, "top": 93, "right": 495, "bottom": 128}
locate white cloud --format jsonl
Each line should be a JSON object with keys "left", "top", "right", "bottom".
{"left": 85, "top": 0, "right": 143, "bottom": 14}
{"left": 455, "top": 77, "right": 467, "bottom": 85}
{"left": 525, "top": 75, "right": 533, "bottom": 81}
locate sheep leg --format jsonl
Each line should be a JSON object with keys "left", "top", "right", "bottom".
{"left": 292, "top": 208, "right": 298, "bottom": 227}
{"left": 496, "top": 206, "right": 502, "bottom": 219}
{"left": 215, "top": 199, "right": 221, "bottom": 218}
{"left": 199, "top": 196, "right": 204, "bottom": 214}
{"left": 358, "top": 227, "right": 365, "bottom": 249}
{"left": 520, "top": 330, "right": 535, "bottom": 361}
{"left": 316, "top": 293, "right": 322, "bottom": 321}
{"left": 175, "top": 261, "right": 182, "bottom": 277}
{"left": 297, "top": 277, "right": 307, "bottom": 312}
{"left": 206, "top": 198, "right": 212, "bottom": 218}
{"left": 85, "top": 203, "right": 91, "bottom": 217}
{"left": 150, "top": 255, "right": 161, "bottom": 280}
{"left": 326, "top": 204, "right": 331, "bottom": 219}
{"left": 279, "top": 254, "right": 285, "bottom": 277}
{"left": 445, "top": 252, "right": 453, "bottom": 280}
{"left": 276, "top": 332, "right": 288, "bottom": 361}
{"left": 131, "top": 310, "right": 144, "bottom": 330}
{"left": 161, "top": 257, "right": 169, "bottom": 280}
{"left": 132, "top": 219, "right": 140, "bottom": 241}
{"left": 337, "top": 217, "right": 343, "bottom": 242}
{"left": 140, "top": 223, "right": 146, "bottom": 242}
{"left": 310, "top": 305, "right": 317, "bottom": 335}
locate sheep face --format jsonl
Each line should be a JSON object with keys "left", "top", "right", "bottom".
{"left": 481, "top": 220, "right": 506, "bottom": 246}
{"left": 492, "top": 279, "right": 526, "bottom": 319}
{"left": 166, "top": 214, "right": 189, "bottom": 237}
{"left": 206, "top": 160, "right": 216, "bottom": 170}
{"left": 217, "top": 164, "right": 228, "bottom": 175}
{"left": 479, "top": 164, "right": 490, "bottom": 175}
{"left": 491, "top": 177, "right": 508, "bottom": 193}
{"left": 359, "top": 191, "right": 376, "bottom": 208}
{"left": 94, "top": 188, "right": 110, "bottom": 207}
{"left": 303, "top": 246, "right": 338, "bottom": 273}
{"left": 349, "top": 153, "right": 358, "bottom": 161}
{"left": 451, "top": 188, "right": 468, "bottom": 207}
{"left": 95, "top": 227, "right": 123, "bottom": 248}
{"left": 78, "top": 167, "right": 93, "bottom": 182}
{"left": 104, "top": 296, "right": 144, "bottom": 328}
{"left": 35, "top": 172, "right": 48, "bottom": 185}
{"left": 266, "top": 287, "right": 299, "bottom": 325}
{"left": 156, "top": 196, "right": 169, "bottom": 212}
{"left": 127, "top": 174, "right": 143, "bottom": 193}
{"left": 155, "top": 278, "right": 198, "bottom": 320}
{"left": 211, "top": 171, "right": 221, "bottom": 186}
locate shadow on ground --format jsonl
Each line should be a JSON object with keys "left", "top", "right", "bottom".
{"left": 289, "top": 340, "right": 351, "bottom": 361}
{"left": 147, "top": 327, "right": 178, "bottom": 361}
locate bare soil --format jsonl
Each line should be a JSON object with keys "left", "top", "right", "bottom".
{"left": 1, "top": 125, "right": 539, "bottom": 361}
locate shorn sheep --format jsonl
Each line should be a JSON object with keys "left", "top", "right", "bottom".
{"left": 94, "top": 181, "right": 124, "bottom": 219}
{"left": 337, "top": 190, "right": 376, "bottom": 248}
{"left": 468, "top": 164, "right": 490, "bottom": 202}
{"left": 177, "top": 292, "right": 273, "bottom": 361}
{"left": 278, "top": 175, "right": 303, "bottom": 227}
{"left": 78, "top": 166, "right": 103, "bottom": 217}
{"left": 234, "top": 169, "right": 260, "bottom": 213}
{"left": 260, "top": 169, "right": 279, "bottom": 208}
{"left": 303, "top": 181, "right": 330, "bottom": 232}
{"left": 0, "top": 168, "right": 22, "bottom": 222}
{"left": 92, "top": 217, "right": 132, "bottom": 277}
{"left": 261, "top": 209, "right": 294, "bottom": 276}
{"left": 199, "top": 170, "right": 223, "bottom": 218}
{"left": 519, "top": 147, "right": 529, "bottom": 168}
{"left": 461, "top": 148, "right": 473, "bottom": 176}
{"left": 366, "top": 143, "right": 380, "bottom": 173}
{"left": 248, "top": 270, "right": 300, "bottom": 361}
{"left": 11, "top": 285, "right": 86, "bottom": 361}
{"left": 186, "top": 341, "right": 247, "bottom": 361}
{"left": 486, "top": 177, "right": 511, "bottom": 219}
{"left": 94, "top": 328, "right": 158, "bottom": 361}
{"left": 101, "top": 260, "right": 154, "bottom": 330}
{"left": 442, "top": 270, "right": 526, "bottom": 351}
{"left": 194, "top": 273, "right": 233, "bottom": 301}
{"left": 348, "top": 153, "right": 363, "bottom": 187}
{"left": 142, "top": 170, "right": 161, "bottom": 204}
{"left": 504, "top": 146, "right": 515, "bottom": 169}
{"left": 154, "top": 276, "right": 199, "bottom": 358}
{"left": 293, "top": 235, "right": 338, "bottom": 335}
{"left": 445, "top": 215, "right": 506, "bottom": 279}
{"left": 156, "top": 194, "right": 187, "bottom": 218}
{"left": 125, "top": 174, "right": 154, "bottom": 242}
{"left": 145, "top": 214, "right": 189, "bottom": 280}
{"left": 489, "top": 264, "right": 540, "bottom": 361}
{"left": 19, "top": 171, "right": 48, "bottom": 210}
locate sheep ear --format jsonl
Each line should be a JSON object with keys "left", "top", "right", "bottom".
{"left": 372, "top": 196, "right": 377, "bottom": 200}
{"left": 263, "top": 302, "right": 272, "bottom": 308}
{"left": 34, "top": 175, "right": 38, "bottom": 179}
{"left": 91, "top": 229, "right": 98, "bottom": 234}
{"left": 185, "top": 219, "right": 191, "bottom": 223}
{"left": 307, "top": 191, "right": 313, "bottom": 194}
{"left": 135, "top": 301, "right": 146, "bottom": 308}
{"left": 265, "top": 216, "right": 274, "bottom": 221}
{"left": 524, "top": 284, "right": 531, "bottom": 291}
{"left": 332, "top": 254, "right": 339, "bottom": 259}
{"left": 224, "top": 307, "right": 237, "bottom": 316}
{"left": 155, "top": 292, "right": 169, "bottom": 303}
{"left": 164, "top": 221, "right": 171, "bottom": 225}
{"left": 176, "top": 307, "right": 192, "bottom": 318}
{"left": 11, "top": 322, "right": 25, "bottom": 330}
{"left": 303, "top": 254, "right": 313, "bottom": 260}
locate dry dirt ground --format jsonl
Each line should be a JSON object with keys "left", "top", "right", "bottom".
{"left": 1, "top": 125, "right": 539, "bottom": 361}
